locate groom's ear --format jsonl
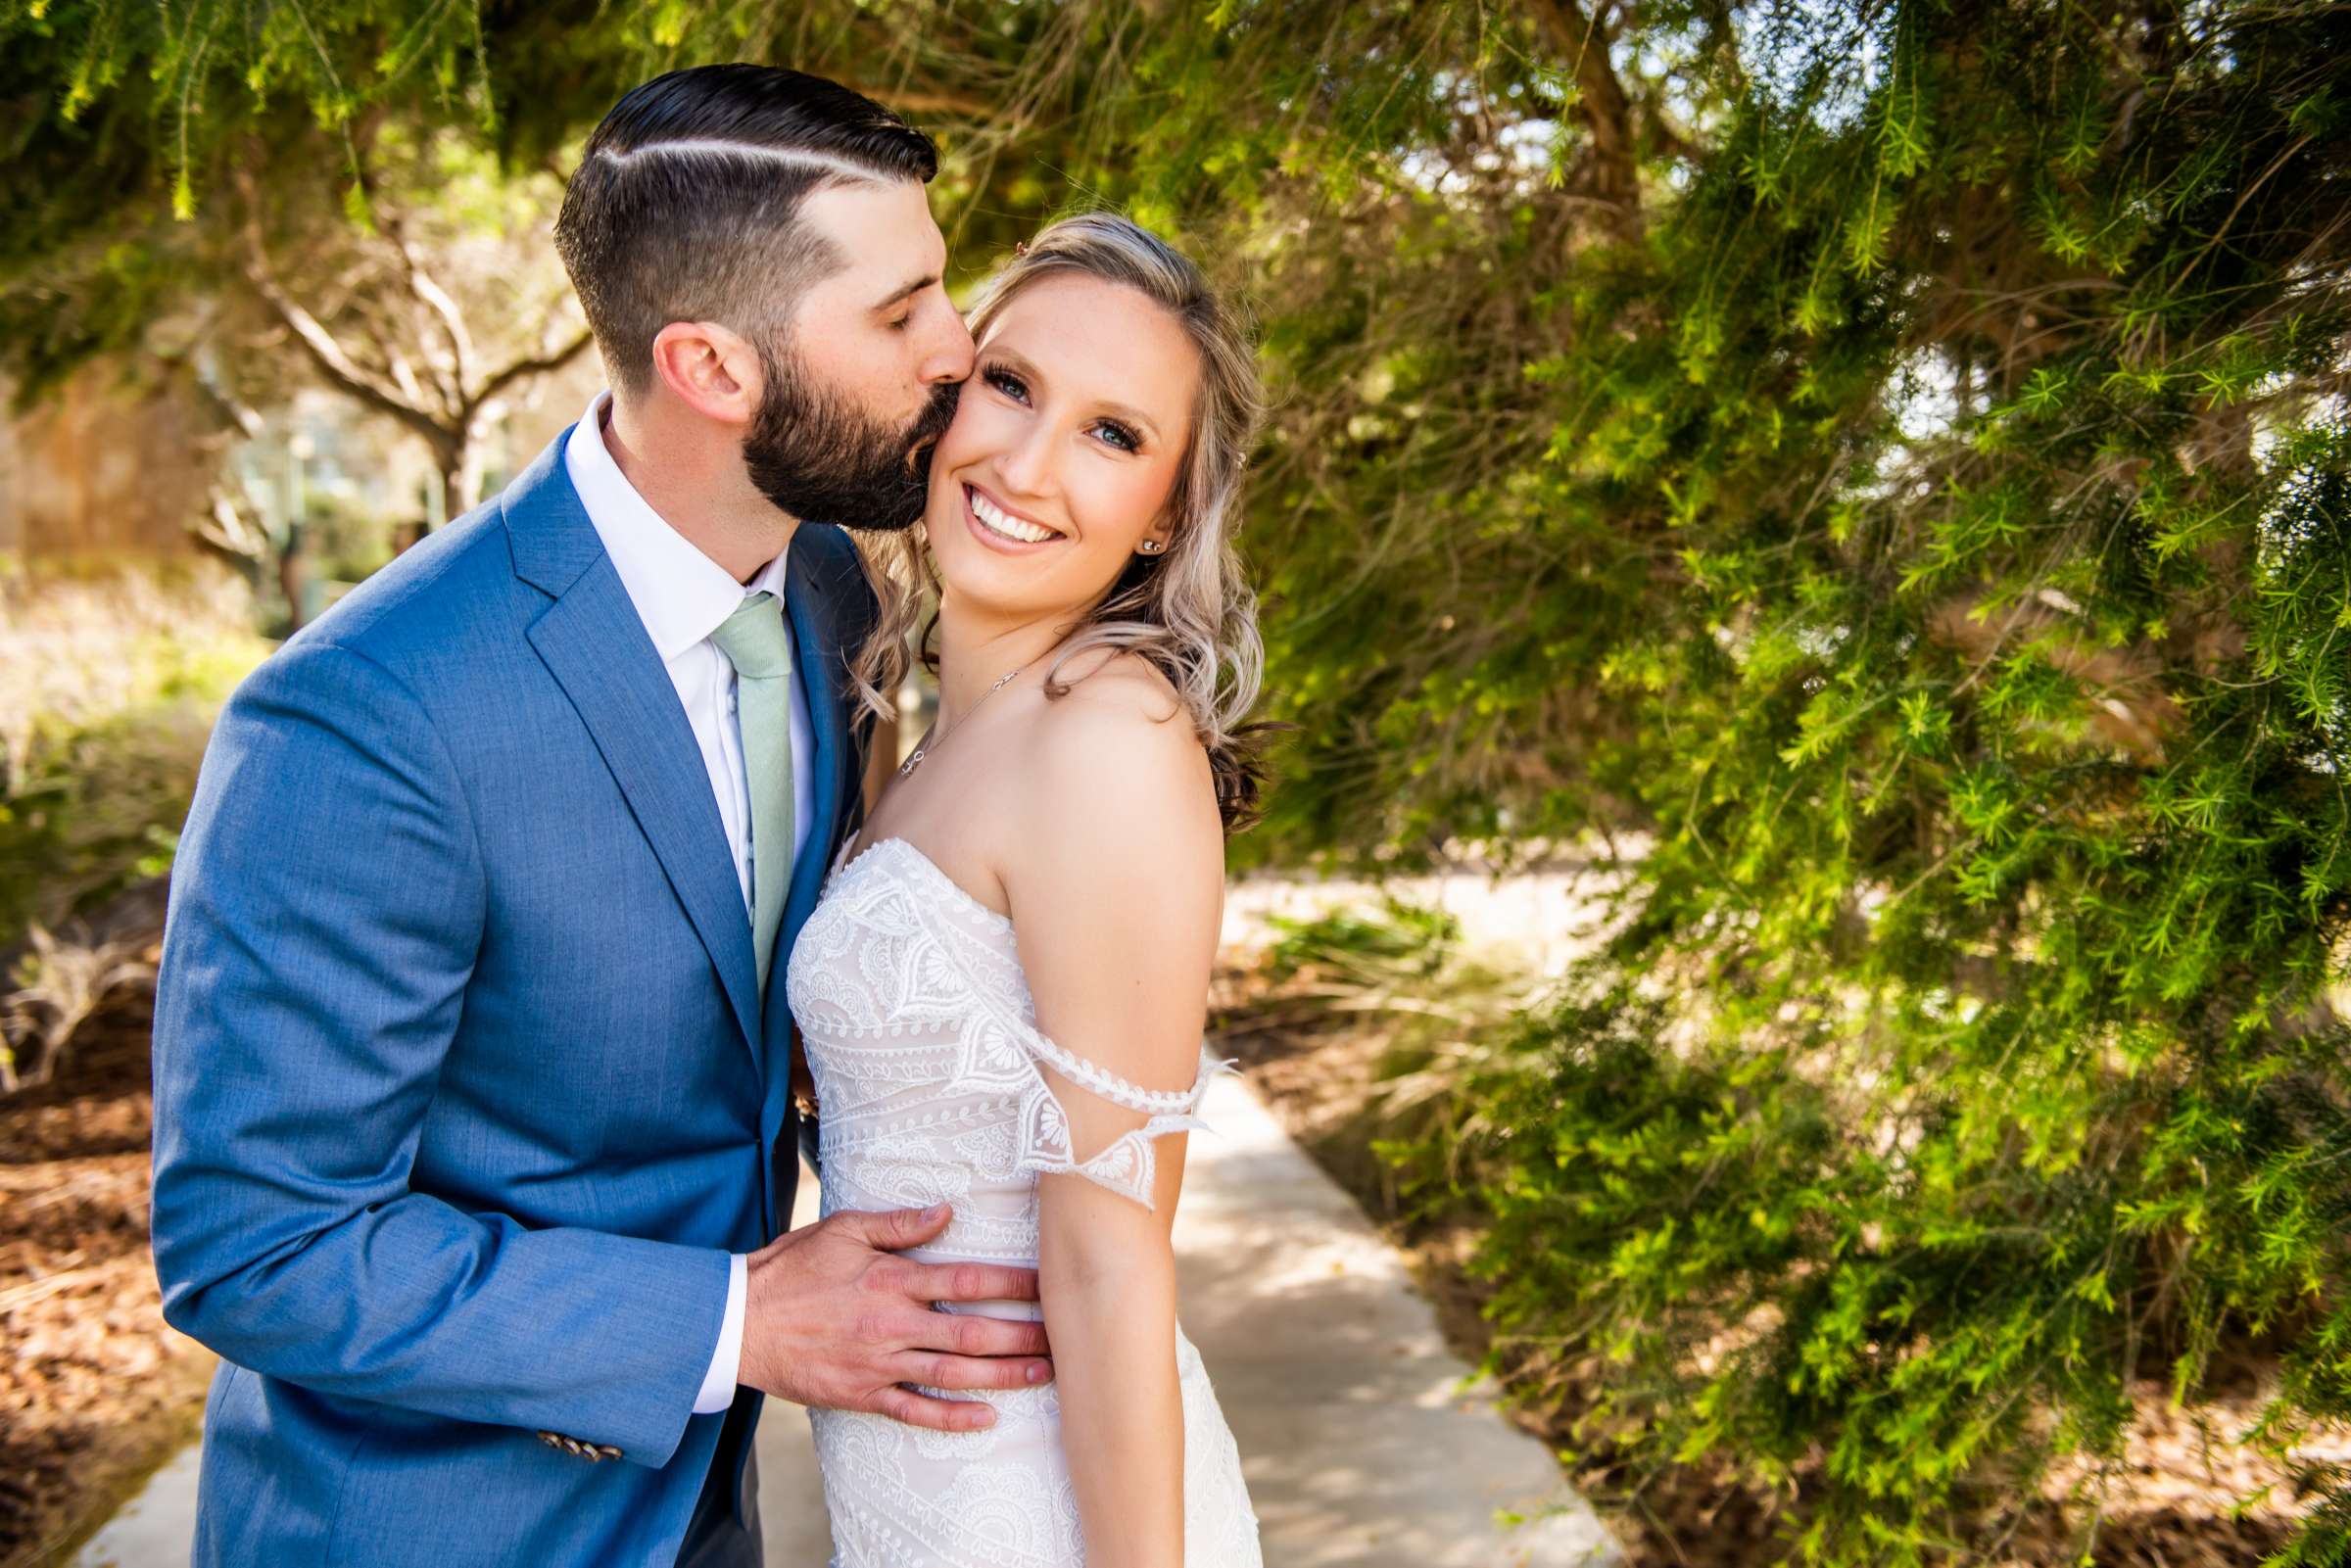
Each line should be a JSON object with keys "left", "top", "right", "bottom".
{"left": 648, "top": 320, "right": 766, "bottom": 429}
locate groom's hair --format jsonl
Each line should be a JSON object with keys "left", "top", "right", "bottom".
{"left": 554, "top": 65, "right": 939, "bottom": 398}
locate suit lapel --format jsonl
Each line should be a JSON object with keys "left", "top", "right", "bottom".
{"left": 759, "top": 523, "right": 872, "bottom": 1230}
{"left": 508, "top": 432, "right": 765, "bottom": 1069}
{"left": 776, "top": 524, "right": 862, "bottom": 983}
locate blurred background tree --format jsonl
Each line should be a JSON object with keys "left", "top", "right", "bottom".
{"left": 222, "top": 133, "right": 594, "bottom": 536}
{"left": 4, "top": 0, "right": 2346, "bottom": 1560}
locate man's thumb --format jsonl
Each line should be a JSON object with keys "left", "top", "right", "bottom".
{"left": 874, "top": 1203, "right": 951, "bottom": 1249}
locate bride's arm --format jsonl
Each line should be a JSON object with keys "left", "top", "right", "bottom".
{"left": 1003, "top": 678, "right": 1225, "bottom": 1568}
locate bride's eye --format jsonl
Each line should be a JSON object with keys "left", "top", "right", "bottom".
{"left": 1093, "top": 420, "right": 1142, "bottom": 453}
{"left": 983, "top": 365, "right": 1030, "bottom": 404}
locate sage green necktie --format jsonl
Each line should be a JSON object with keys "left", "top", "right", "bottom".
{"left": 710, "top": 592, "right": 794, "bottom": 997}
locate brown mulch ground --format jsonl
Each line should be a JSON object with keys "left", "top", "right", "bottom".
{"left": 1, "top": 993, "right": 215, "bottom": 1568}
{"left": 1211, "top": 958, "right": 2332, "bottom": 1568}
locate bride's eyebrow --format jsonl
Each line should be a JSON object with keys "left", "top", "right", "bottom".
{"left": 1094, "top": 398, "right": 1161, "bottom": 443}
{"left": 983, "top": 346, "right": 1162, "bottom": 442}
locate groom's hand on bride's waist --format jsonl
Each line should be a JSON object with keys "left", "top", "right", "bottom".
{"left": 737, "top": 1202, "right": 1051, "bottom": 1432}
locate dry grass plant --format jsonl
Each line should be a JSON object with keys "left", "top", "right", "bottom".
{"left": 0, "top": 557, "right": 264, "bottom": 1092}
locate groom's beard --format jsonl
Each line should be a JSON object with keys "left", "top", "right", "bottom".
{"left": 744, "top": 346, "right": 961, "bottom": 532}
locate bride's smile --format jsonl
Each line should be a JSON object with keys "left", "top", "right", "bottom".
{"left": 963, "top": 481, "right": 1064, "bottom": 546}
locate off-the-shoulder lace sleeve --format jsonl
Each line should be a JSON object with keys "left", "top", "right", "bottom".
{"left": 1012, "top": 1029, "right": 1237, "bottom": 1210}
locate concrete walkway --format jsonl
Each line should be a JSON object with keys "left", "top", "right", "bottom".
{"left": 76, "top": 1080, "right": 1613, "bottom": 1567}
{"left": 1163, "top": 1070, "right": 1613, "bottom": 1565}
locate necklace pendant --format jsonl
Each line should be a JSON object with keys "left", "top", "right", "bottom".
{"left": 891, "top": 665, "right": 1025, "bottom": 784}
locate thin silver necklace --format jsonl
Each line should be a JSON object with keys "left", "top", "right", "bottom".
{"left": 897, "top": 663, "right": 1030, "bottom": 779}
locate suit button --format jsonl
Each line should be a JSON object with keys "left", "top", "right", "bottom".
{"left": 538, "top": 1430, "right": 623, "bottom": 1462}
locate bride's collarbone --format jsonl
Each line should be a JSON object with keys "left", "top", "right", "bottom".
{"left": 865, "top": 709, "right": 1038, "bottom": 859}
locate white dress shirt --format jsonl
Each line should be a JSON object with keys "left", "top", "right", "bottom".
{"left": 566, "top": 391, "right": 815, "bottom": 1416}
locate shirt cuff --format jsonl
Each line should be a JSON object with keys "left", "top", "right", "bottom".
{"left": 692, "top": 1253, "right": 747, "bottom": 1415}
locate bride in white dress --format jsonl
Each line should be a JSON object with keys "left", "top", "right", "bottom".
{"left": 786, "top": 214, "right": 1270, "bottom": 1567}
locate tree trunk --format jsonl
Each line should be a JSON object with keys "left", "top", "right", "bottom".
{"left": 278, "top": 526, "right": 311, "bottom": 632}
{"left": 1525, "top": 0, "right": 1645, "bottom": 238}
{"left": 441, "top": 454, "right": 478, "bottom": 527}
{"left": 396, "top": 430, "right": 473, "bottom": 555}
{"left": 450, "top": 405, "right": 498, "bottom": 518}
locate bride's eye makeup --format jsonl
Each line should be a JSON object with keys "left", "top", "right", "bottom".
{"left": 980, "top": 361, "right": 1146, "bottom": 454}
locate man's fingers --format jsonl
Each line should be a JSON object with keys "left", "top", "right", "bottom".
{"left": 894, "top": 1352, "right": 1056, "bottom": 1393}
{"left": 872, "top": 1385, "right": 998, "bottom": 1433}
{"left": 870, "top": 1305, "right": 1050, "bottom": 1359}
{"left": 935, "top": 1312, "right": 1051, "bottom": 1360}
{"left": 902, "top": 1259, "right": 1042, "bottom": 1304}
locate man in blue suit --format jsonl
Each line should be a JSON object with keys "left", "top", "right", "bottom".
{"left": 151, "top": 67, "right": 1051, "bottom": 1566}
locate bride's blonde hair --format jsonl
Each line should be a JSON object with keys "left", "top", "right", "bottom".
{"left": 848, "top": 212, "right": 1271, "bottom": 831}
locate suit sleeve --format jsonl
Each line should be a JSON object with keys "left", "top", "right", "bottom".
{"left": 151, "top": 638, "right": 727, "bottom": 1468}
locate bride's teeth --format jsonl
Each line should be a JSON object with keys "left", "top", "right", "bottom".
{"left": 971, "top": 489, "right": 1056, "bottom": 544}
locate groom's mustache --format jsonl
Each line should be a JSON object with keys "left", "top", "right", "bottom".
{"left": 901, "top": 378, "right": 963, "bottom": 479}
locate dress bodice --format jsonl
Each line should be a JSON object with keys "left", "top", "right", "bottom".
{"left": 783, "top": 834, "right": 1264, "bottom": 1567}
{"left": 786, "top": 834, "right": 1227, "bottom": 1264}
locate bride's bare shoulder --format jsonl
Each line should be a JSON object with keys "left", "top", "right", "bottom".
{"left": 1044, "top": 646, "right": 1185, "bottom": 717}
{"left": 1008, "top": 649, "right": 1218, "bottom": 855}
{"left": 1000, "top": 649, "right": 1223, "bottom": 983}
{"left": 1035, "top": 649, "right": 1204, "bottom": 767}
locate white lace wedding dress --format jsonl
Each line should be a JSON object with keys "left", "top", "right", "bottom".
{"left": 785, "top": 833, "right": 1264, "bottom": 1567}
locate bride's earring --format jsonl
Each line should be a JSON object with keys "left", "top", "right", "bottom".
{"left": 1138, "top": 540, "right": 1165, "bottom": 554}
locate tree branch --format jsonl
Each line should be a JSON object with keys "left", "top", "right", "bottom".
{"left": 384, "top": 341, "right": 434, "bottom": 411}
{"left": 235, "top": 179, "right": 452, "bottom": 449}
{"left": 467, "top": 325, "right": 595, "bottom": 413}
{"left": 192, "top": 484, "right": 272, "bottom": 565}
{"left": 388, "top": 217, "right": 477, "bottom": 409}
{"left": 1524, "top": 0, "right": 1644, "bottom": 233}
{"left": 186, "top": 365, "right": 267, "bottom": 443}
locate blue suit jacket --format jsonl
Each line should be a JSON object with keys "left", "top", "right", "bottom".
{"left": 150, "top": 431, "right": 875, "bottom": 1566}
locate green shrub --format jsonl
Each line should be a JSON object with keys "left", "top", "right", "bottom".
{"left": 0, "top": 560, "right": 269, "bottom": 950}
{"left": 1260, "top": 898, "right": 1463, "bottom": 985}
{"left": 1408, "top": 950, "right": 2351, "bottom": 1558}
{"left": 1175, "top": 0, "right": 2350, "bottom": 1556}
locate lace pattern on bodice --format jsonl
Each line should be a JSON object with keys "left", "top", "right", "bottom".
{"left": 787, "top": 835, "right": 1234, "bottom": 1219}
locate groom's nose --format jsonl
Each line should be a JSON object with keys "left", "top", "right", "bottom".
{"left": 918, "top": 307, "right": 976, "bottom": 387}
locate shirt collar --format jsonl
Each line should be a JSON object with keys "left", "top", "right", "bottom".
{"left": 564, "top": 391, "right": 790, "bottom": 662}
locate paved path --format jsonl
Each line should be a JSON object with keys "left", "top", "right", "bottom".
{"left": 76, "top": 1073, "right": 1614, "bottom": 1567}
{"left": 1222, "top": 859, "right": 1616, "bottom": 982}
{"left": 1161, "top": 1070, "right": 1613, "bottom": 1565}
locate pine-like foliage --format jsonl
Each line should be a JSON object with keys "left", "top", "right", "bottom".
{"left": 1335, "top": 3, "right": 2351, "bottom": 1560}
{"left": 5, "top": 0, "right": 2348, "bottom": 1556}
